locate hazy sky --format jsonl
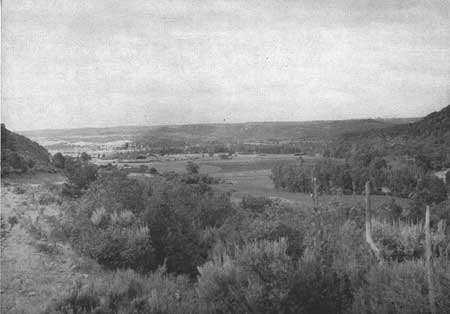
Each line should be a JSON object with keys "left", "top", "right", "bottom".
{"left": 2, "top": 0, "right": 450, "bottom": 131}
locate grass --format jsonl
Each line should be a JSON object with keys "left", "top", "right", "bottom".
{"left": 201, "top": 154, "right": 299, "bottom": 173}
{"left": 214, "top": 169, "right": 411, "bottom": 209}
{"left": 123, "top": 154, "right": 412, "bottom": 210}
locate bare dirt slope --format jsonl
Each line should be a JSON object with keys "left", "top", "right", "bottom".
{"left": 1, "top": 173, "right": 97, "bottom": 314}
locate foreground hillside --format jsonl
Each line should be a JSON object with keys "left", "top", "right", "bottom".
{"left": 333, "top": 104, "right": 450, "bottom": 169}
{"left": 0, "top": 173, "right": 93, "bottom": 314}
{"left": 1, "top": 124, "right": 52, "bottom": 176}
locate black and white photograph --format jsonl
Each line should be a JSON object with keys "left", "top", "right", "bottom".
{"left": 1, "top": 1, "right": 449, "bottom": 313}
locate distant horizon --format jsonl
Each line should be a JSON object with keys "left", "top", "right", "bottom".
{"left": 8, "top": 110, "right": 431, "bottom": 133}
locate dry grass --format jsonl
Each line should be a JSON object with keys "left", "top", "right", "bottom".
{"left": 0, "top": 178, "right": 99, "bottom": 314}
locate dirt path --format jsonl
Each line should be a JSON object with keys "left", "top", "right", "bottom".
{"left": 1, "top": 175, "right": 97, "bottom": 314}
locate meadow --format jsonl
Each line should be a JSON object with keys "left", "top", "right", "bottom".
{"left": 109, "top": 153, "right": 411, "bottom": 209}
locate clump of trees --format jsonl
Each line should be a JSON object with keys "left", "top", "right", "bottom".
{"left": 271, "top": 157, "right": 447, "bottom": 221}
{"left": 52, "top": 152, "right": 98, "bottom": 197}
{"left": 271, "top": 158, "right": 353, "bottom": 194}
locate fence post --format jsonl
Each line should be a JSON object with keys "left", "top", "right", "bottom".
{"left": 313, "top": 177, "right": 318, "bottom": 210}
{"left": 425, "top": 205, "right": 436, "bottom": 314}
{"left": 365, "top": 181, "right": 381, "bottom": 262}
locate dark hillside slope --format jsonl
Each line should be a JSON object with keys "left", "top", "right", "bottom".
{"left": 333, "top": 104, "right": 450, "bottom": 169}
{"left": 1, "top": 124, "right": 52, "bottom": 175}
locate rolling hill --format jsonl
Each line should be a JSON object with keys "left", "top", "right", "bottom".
{"left": 134, "top": 118, "right": 413, "bottom": 147}
{"left": 333, "top": 104, "right": 450, "bottom": 169}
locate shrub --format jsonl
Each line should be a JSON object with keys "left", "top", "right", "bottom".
{"left": 372, "top": 220, "right": 425, "bottom": 262}
{"left": 285, "top": 253, "right": 353, "bottom": 314}
{"left": 198, "top": 238, "right": 353, "bottom": 314}
{"left": 43, "top": 268, "right": 198, "bottom": 314}
{"left": 52, "top": 152, "right": 65, "bottom": 169}
{"left": 39, "top": 192, "right": 56, "bottom": 205}
{"left": 61, "top": 182, "right": 82, "bottom": 198}
{"left": 240, "top": 195, "right": 273, "bottom": 213}
{"left": 5, "top": 151, "right": 29, "bottom": 173}
{"left": 13, "top": 186, "right": 26, "bottom": 194}
{"left": 63, "top": 157, "right": 98, "bottom": 194}
{"left": 198, "top": 239, "right": 294, "bottom": 314}
{"left": 80, "top": 170, "right": 145, "bottom": 214}
{"left": 72, "top": 222, "right": 155, "bottom": 273}
{"left": 186, "top": 161, "right": 199, "bottom": 174}
{"left": 371, "top": 219, "right": 448, "bottom": 262}
{"left": 415, "top": 175, "right": 448, "bottom": 205}
{"left": 8, "top": 215, "right": 19, "bottom": 228}
{"left": 35, "top": 240, "right": 62, "bottom": 255}
{"left": 352, "top": 259, "right": 450, "bottom": 314}
{"left": 80, "top": 152, "right": 92, "bottom": 162}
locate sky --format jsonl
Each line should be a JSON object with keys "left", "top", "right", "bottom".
{"left": 2, "top": 0, "right": 450, "bottom": 131}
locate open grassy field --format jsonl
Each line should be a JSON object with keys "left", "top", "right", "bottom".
{"left": 114, "top": 153, "right": 410, "bottom": 209}
{"left": 96, "top": 153, "right": 300, "bottom": 174}
{"left": 213, "top": 169, "right": 411, "bottom": 209}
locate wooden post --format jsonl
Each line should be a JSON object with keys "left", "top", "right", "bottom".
{"left": 365, "top": 181, "right": 381, "bottom": 262}
{"left": 425, "top": 205, "right": 436, "bottom": 314}
{"left": 313, "top": 177, "right": 318, "bottom": 210}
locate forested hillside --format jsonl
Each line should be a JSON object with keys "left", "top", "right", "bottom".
{"left": 132, "top": 118, "right": 412, "bottom": 155}
{"left": 137, "top": 119, "right": 402, "bottom": 144}
{"left": 333, "top": 105, "right": 450, "bottom": 169}
{"left": 1, "top": 124, "right": 52, "bottom": 175}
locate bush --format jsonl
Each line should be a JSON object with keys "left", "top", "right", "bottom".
{"left": 43, "top": 268, "right": 198, "bottom": 314}
{"left": 198, "top": 238, "right": 353, "bottom": 314}
{"left": 352, "top": 259, "right": 450, "bottom": 314}
{"left": 80, "top": 152, "right": 92, "bottom": 162}
{"left": 35, "top": 240, "right": 62, "bottom": 255}
{"left": 415, "top": 175, "right": 448, "bottom": 205}
{"left": 240, "top": 195, "right": 273, "bottom": 213}
{"left": 61, "top": 183, "right": 83, "bottom": 198}
{"left": 4, "top": 151, "right": 29, "bottom": 173}
{"left": 39, "top": 192, "right": 57, "bottom": 205}
{"left": 186, "top": 161, "right": 199, "bottom": 174}
{"left": 64, "top": 209, "right": 155, "bottom": 273}
{"left": 198, "top": 239, "right": 294, "bottom": 314}
{"left": 52, "top": 152, "right": 65, "bottom": 169}
{"left": 8, "top": 215, "right": 18, "bottom": 228}
{"left": 285, "top": 254, "right": 353, "bottom": 314}
{"left": 372, "top": 220, "right": 425, "bottom": 262}
{"left": 80, "top": 170, "right": 145, "bottom": 214}
{"left": 63, "top": 157, "right": 98, "bottom": 194}
{"left": 13, "top": 186, "right": 26, "bottom": 194}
